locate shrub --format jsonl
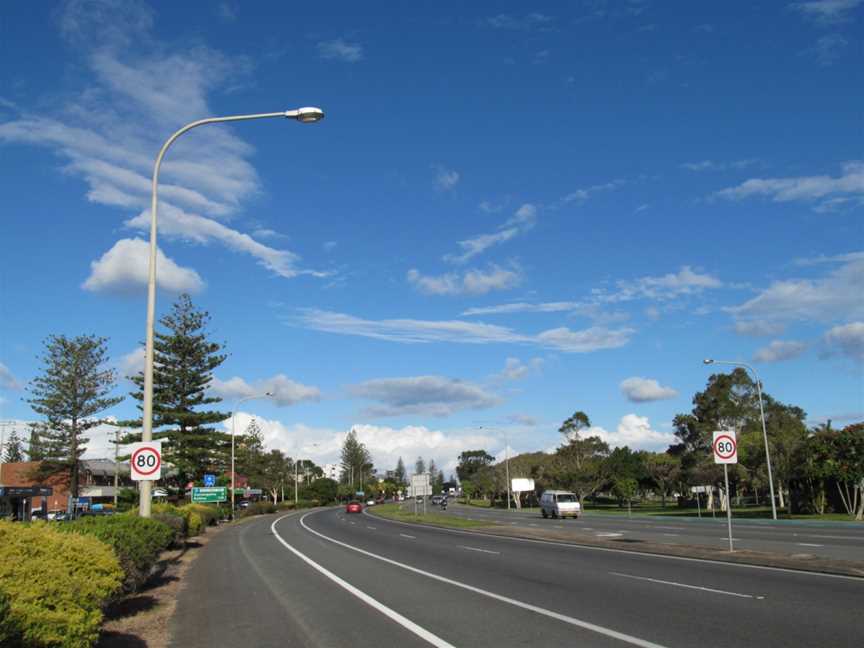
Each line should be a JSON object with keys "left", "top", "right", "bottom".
{"left": 61, "top": 516, "right": 174, "bottom": 592}
{"left": 0, "top": 588, "right": 22, "bottom": 645}
{"left": 0, "top": 521, "right": 123, "bottom": 648}
{"left": 151, "top": 512, "right": 187, "bottom": 546}
{"left": 240, "top": 501, "right": 276, "bottom": 517}
{"left": 183, "top": 503, "right": 219, "bottom": 527}
{"left": 185, "top": 511, "right": 204, "bottom": 537}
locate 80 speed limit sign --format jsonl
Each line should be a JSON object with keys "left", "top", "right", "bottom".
{"left": 712, "top": 431, "right": 738, "bottom": 465}
{"left": 129, "top": 441, "right": 162, "bottom": 481}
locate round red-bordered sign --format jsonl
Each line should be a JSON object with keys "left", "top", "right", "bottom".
{"left": 713, "top": 434, "right": 737, "bottom": 460}
{"left": 131, "top": 446, "right": 161, "bottom": 477}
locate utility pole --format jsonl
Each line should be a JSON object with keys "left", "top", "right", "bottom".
{"left": 113, "top": 427, "right": 119, "bottom": 508}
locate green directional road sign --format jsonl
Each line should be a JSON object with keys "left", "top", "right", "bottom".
{"left": 191, "top": 487, "right": 227, "bottom": 503}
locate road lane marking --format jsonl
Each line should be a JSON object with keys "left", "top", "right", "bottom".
{"left": 797, "top": 543, "right": 824, "bottom": 547}
{"left": 596, "top": 532, "right": 623, "bottom": 538}
{"left": 458, "top": 545, "right": 500, "bottom": 555}
{"left": 400, "top": 533, "right": 416, "bottom": 539}
{"left": 663, "top": 534, "right": 680, "bottom": 537}
{"left": 610, "top": 572, "right": 765, "bottom": 600}
{"left": 529, "top": 523, "right": 538, "bottom": 527}
{"left": 367, "top": 526, "right": 377, "bottom": 530}
{"left": 363, "top": 509, "right": 864, "bottom": 581}
{"left": 270, "top": 516, "right": 456, "bottom": 648}
{"left": 554, "top": 525, "right": 563, "bottom": 529}
{"left": 655, "top": 526, "right": 685, "bottom": 531}
{"left": 300, "top": 512, "right": 669, "bottom": 648}
{"left": 806, "top": 534, "right": 864, "bottom": 541}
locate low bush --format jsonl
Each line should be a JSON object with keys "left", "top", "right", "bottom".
{"left": 151, "top": 511, "right": 187, "bottom": 546}
{"left": 0, "top": 521, "right": 123, "bottom": 648}
{"left": 240, "top": 501, "right": 276, "bottom": 517}
{"left": 61, "top": 516, "right": 174, "bottom": 592}
{"left": 0, "top": 588, "right": 22, "bottom": 645}
{"left": 183, "top": 503, "right": 219, "bottom": 527}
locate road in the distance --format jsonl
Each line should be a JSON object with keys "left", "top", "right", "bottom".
{"left": 171, "top": 508, "right": 864, "bottom": 648}
{"left": 441, "top": 502, "right": 864, "bottom": 562}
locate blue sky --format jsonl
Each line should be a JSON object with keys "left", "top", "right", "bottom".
{"left": 1, "top": 0, "right": 862, "bottom": 476}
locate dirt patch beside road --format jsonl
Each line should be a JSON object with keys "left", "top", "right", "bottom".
{"left": 97, "top": 527, "right": 223, "bottom": 648}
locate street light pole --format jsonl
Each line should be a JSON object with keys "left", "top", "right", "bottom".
{"left": 703, "top": 359, "right": 778, "bottom": 520}
{"left": 140, "top": 107, "right": 324, "bottom": 518}
{"left": 230, "top": 393, "right": 272, "bottom": 520}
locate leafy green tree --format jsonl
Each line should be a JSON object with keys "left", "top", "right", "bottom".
{"left": 456, "top": 449, "right": 494, "bottom": 482}
{"left": 612, "top": 478, "right": 639, "bottom": 515}
{"left": 27, "top": 335, "right": 123, "bottom": 497}
{"left": 2, "top": 429, "right": 25, "bottom": 462}
{"left": 830, "top": 423, "right": 864, "bottom": 520}
{"left": 305, "top": 477, "right": 338, "bottom": 503}
{"left": 558, "top": 411, "right": 591, "bottom": 443}
{"left": 554, "top": 434, "right": 609, "bottom": 505}
{"left": 122, "top": 294, "right": 229, "bottom": 487}
{"left": 642, "top": 452, "right": 680, "bottom": 507}
{"left": 603, "top": 447, "right": 646, "bottom": 506}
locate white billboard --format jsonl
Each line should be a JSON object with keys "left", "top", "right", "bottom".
{"left": 511, "top": 478, "right": 535, "bottom": 493}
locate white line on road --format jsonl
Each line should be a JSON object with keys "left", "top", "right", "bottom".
{"left": 270, "top": 516, "right": 456, "bottom": 648}
{"left": 300, "top": 512, "right": 669, "bottom": 648}
{"left": 610, "top": 572, "right": 765, "bottom": 600}
{"left": 400, "top": 533, "right": 416, "bottom": 539}
{"left": 596, "top": 533, "right": 623, "bottom": 538}
{"left": 554, "top": 525, "right": 563, "bottom": 529}
{"left": 806, "top": 534, "right": 864, "bottom": 541}
{"left": 797, "top": 543, "right": 824, "bottom": 547}
{"left": 458, "top": 545, "right": 500, "bottom": 555}
{"left": 663, "top": 534, "right": 680, "bottom": 537}
{"left": 529, "top": 523, "right": 538, "bottom": 527}
{"left": 367, "top": 526, "right": 377, "bottom": 530}
{"left": 655, "top": 526, "right": 685, "bottom": 531}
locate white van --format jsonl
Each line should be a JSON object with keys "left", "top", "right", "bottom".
{"left": 540, "top": 490, "right": 581, "bottom": 519}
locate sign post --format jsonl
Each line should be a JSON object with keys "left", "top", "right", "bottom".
{"left": 713, "top": 430, "right": 738, "bottom": 552}
{"left": 411, "top": 474, "right": 430, "bottom": 515}
{"left": 129, "top": 441, "right": 162, "bottom": 482}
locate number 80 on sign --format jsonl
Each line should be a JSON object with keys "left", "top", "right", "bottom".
{"left": 712, "top": 431, "right": 738, "bottom": 465}
{"left": 130, "top": 441, "right": 162, "bottom": 481}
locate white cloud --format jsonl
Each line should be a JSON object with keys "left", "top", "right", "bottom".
{"left": 0, "top": 2, "right": 323, "bottom": 285}
{"left": 753, "top": 340, "right": 808, "bottom": 363}
{"left": 485, "top": 13, "right": 554, "bottom": 30}
{"left": 584, "top": 415, "right": 675, "bottom": 451}
{"left": 497, "top": 357, "right": 543, "bottom": 381}
{"left": 728, "top": 257, "right": 864, "bottom": 323}
{"left": 790, "top": 0, "right": 863, "bottom": 23}
{"left": 596, "top": 266, "right": 722, "bottom": 302}
{"left": 0, "top": 362, "right": 22, "bottom": 390}
{"left": 444, "top": 203, "right": 537, "bottom": 264}
{"left": 507, "top": 413, "right": 538, "bottom": 426}
{"left": 216, "top": 2, "right": 237, "bottom": 21}
{"left": 462, "top": 301, "right": 580, "bottom": 316}
{"left": 803, "top": 34, "right": 849, "bottom": 65}
{"left": 620, "top": 377, "right": 678, "bottom": 402}
{"left": 82, "top": 238, "right": 204, "bottom": 294}
{"left": 823, "top": 322, "right": 864, "bottom": 362}
{"left": 680, "top": 159, "right": 759, "bottom": 172}
{"left": 559, "top": 180, "right": 624, "bottom": 205}
{"left": 712, "top": 161, "right": 864, "bottom": 211}
{"left": 291, "top": 308, "right": 634, "bottom": 354}
{"left": 350, "top": 376, "right": 501, "bottom": 418}
{"left": 434, "top": 165, "right": 460, "bottom": 190}
{"left": 794, "top": 250, "right": 864, "bottom": 266}
{"left": 211, "top": 374, "right": 321, "bottom": 407}
{"left": 734, "top": 320, "right": 786, "bottom": 337}
{"left": 118, "top": 347, "right": 145, "bottom": 379}
{"left": 317, "top": 39, "right": 364, "bottom": 62}
{"left": 407, "top": 265, "right": 521, "bottom": 296}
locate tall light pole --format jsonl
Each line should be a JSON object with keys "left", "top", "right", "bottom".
{"left": 139, "top": 107, "right": 324, "bottom": 518}
{"left": 230, "top": 393, "right": 272, "bottom": 519}
{"left": 703, "top": 359, "right": 777, "bottom": 520}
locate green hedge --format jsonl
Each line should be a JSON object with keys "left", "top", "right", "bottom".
{"left": 0, "top": 588, "right": 22, "bottom": 645}
{"left": 61, "top": 516, "right": 174, "bottom": 592}
{"left": 240, "top": 501, "right": 276, "bottom": 517}
{"left": 0, "top": 521, "right": 123, "bottom": 648}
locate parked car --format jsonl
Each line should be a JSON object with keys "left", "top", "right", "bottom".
{"left": 431, "top": 495, "right": 444, "bottom": 505}
{"left": 366, "top": 499, "right": 376, "bottom": 506}
{"left": 346, "top": 501, "right": 363, "bottom": 514}
{"left": 540, "top": 490, "right": 581, "bottom": 519}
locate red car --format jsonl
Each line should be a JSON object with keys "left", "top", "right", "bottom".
{"left": 345, "top": 501, "right": 363, "bottom": 514}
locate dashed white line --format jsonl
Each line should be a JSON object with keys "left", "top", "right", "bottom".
{"left": 400, "top": 533, "right": 416, "bottom": 539}
{"left": 610, "top": 572, "right": 765, "bottom": 600}
{"left": 271, "top": 516, "right": 455, "bottom": 648}
{"left": 458, "top": 545, "right": 500, "bottom": 555}
{"left": 298, "top": 513, "right": 669, "bottom": 648}
{"left": 663, "top": 534, "right": 680, "bottom": 537}
{"left": 596, "top": 532, "right": 623, "bottom": 538}
{"left": 367, "top": 526, "right": 377, "bottom": 530}
{"left": 797, "top": 543, "right": 824, "bottom": 547}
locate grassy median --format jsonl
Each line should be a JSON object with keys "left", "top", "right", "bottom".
{"left": 368, "top": 503, "right": 495, "bottom": 529}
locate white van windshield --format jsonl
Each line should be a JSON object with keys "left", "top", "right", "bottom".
{"left": 556, "top": 494, "right": 577, "bottom": 503}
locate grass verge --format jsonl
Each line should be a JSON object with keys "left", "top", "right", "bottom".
{"left": 369, "top": 503, "right": 494, "bottom": 529}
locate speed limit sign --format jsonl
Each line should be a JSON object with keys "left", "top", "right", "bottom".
{"left": 712, "top": 431, "right": 738, "bottom": 465}
{"left": 129, "top": 441, "right": 162, "bottom": 481}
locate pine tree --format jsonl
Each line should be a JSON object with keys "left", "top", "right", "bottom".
{"left": 428, "top": 459, "right": 437, "bottom": 480}
{"left": 122, "top": 294, "right": 229, "bottom": 487}
{"left": 394, "top": 456, "right": 407, "bottom": 485}
{"left": 3, "top": 429, "right": 25, "bottom": 462}
{"left": 414, "top": 457, "right": 425, "bottom": 475}
{"left": 235, "top": 419, "right": 265, "bottom": 479}
{"left": 27, "top": 335, "right": 122, "bottom": 497}
{"left": 27, "top": 423, "right": 47, "bottom": 461}
{"left": 340, "top": 428, "right": 372, "bottom": 486}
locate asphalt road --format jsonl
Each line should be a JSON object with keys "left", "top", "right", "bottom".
{"left": 171, "top": 508, "right": 864, "bottom": 648}
{"left": 442, "top": 503, "right": 864, "bottom": 561}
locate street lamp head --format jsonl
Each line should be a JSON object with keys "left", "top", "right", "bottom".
{"left": 287, "top": 107, "right": 324, "bottom": 123}
{"left": 703, "top": 358, "right": 714, "bottom": 365}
